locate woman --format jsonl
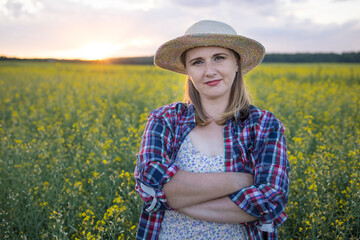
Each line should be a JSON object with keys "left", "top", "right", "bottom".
{"left": 134, "top": 20, "right": 290, "bottom": 239}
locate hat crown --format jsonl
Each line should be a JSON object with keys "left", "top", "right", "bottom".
{"left": 184, "top": 20, "right": 237, "bottom": 35}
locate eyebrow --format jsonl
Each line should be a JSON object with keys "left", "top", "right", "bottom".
{"left": 187, "top": 52, "right": 230, "bottom": 64}
{"left": 188, "top": 57, "right": 203, "bottom": 64}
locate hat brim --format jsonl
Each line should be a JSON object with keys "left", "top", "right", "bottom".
{"left": 154, "top": 33, "right": 265, "bottom": 75}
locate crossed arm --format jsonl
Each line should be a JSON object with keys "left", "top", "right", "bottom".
{"left": 162, "top": 170, "right": 257, "bottom": 223}
{"left": 136, "top": 109, "right": 289, "bottom": 230}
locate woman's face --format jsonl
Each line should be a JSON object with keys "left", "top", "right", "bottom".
{"left": 185, "top": 46, "right": 238, "bottom": 102}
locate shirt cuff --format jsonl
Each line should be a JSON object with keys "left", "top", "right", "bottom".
{"left": 141, "top": 183, "right": 158, "bottom": 212}
{"left": 138, "top": 163, "right": 179, "bottom": 212}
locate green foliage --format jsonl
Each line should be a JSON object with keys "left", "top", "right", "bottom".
{"left": 0, "top": 62, "right": 359, "bottom": 239}
{"left": 247, "top": 63, "right": 360, "bottom": 239}
{"left": 262, "top": 52, "right": 360, "bottom": 63}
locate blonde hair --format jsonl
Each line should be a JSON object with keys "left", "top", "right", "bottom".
{"left": 182, "top": 49, "right": 251, "bottom": 125}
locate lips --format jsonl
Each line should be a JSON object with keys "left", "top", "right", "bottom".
{"left": 205, "top": 79, "right": 222, "bottom": 86}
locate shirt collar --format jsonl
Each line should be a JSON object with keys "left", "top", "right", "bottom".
{"left": 226, "top": 105, "right": 255, "bottom": 127}
{"left": 179, "top": 104, "right": 252, "bottom": 126}
{"left": 179, "top": 103, "right": 196, "bottom": 124}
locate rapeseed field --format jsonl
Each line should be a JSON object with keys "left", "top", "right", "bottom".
{"left": 0, "top": 61, "right": 359, "bottom": 239}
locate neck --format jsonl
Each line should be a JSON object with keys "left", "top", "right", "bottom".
{"left": 200, "top": 95, "right": 229, "bottom": 122}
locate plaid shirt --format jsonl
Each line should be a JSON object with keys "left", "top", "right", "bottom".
{"left": 134, "top": 102, "right": 290, "bottom": 240}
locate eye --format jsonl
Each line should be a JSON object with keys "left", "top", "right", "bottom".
{"left": 214, "top": 55, "right": 225, "bottom": 61}
{"left": 192, "top": 60, "right": 204, "bottom": 66}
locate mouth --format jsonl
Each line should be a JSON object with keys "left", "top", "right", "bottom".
{"left": 205, "top": 79, "right": 222, "bottom": 86}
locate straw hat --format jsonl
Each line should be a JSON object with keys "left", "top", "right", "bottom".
{"left": 154, "top": 20, "right": 265, "bottom": 75}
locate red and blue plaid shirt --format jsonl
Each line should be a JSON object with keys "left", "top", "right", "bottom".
{"left": 134, "top": 102, "right": 290, "bottom": 240}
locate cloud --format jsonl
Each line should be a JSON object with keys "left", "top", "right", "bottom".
{"left": 169, "top": 0, "right": 280, "bottom": 8}
{"left": 169, "top": 0, "right": 219, "bottom": 7}
{"left": 0, "top": 0, "right": 174, "bottom": 58}
{"left": 0, "top": 0, "right": 43, "bottom": 18}
{"left": 0, "top": 0, "right": 359, "bottom": 58}
{"left": 280, "top": 0, "right": 360, "bottom": 25}
{"left": 67, "top": 0, "right": 160, "bottom": 11}
{"left": 251, "top": 18, "right": 360, "bottom": 53}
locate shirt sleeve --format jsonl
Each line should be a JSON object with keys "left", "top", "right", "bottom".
{"left": 229, "top": 120, "right": 290, "bottom": 232}
{"left": 134, "top": 113, "right": 178, "bottom": 212}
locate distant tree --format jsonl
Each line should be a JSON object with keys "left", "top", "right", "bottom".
{"left": 1, "top": 52, "right": 359, "bottom": 64}
{"left": 262, "top": 52, "right": 360, "bottom": 63}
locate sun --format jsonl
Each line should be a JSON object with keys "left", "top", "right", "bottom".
{"left": 77, "top": 42, "right": 121, "bottom": 60}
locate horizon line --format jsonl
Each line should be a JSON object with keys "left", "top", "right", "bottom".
{"left": 1, "top": 51, "right": 360, "bottom": 62}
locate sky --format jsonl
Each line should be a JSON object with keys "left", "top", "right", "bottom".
{"left": 0, "top": 0, "right": 360, "bottom": 60}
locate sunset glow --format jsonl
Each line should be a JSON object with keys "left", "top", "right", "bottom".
{"left": 67, "top": 42, "right": 123, "bottom": 60}
{"left": 0, "top": 0, "right": 359, "bottom": 59}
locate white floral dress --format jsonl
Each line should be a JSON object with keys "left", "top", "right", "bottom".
{"left": 159, "top": 134, "right": 247, "bottom": 240}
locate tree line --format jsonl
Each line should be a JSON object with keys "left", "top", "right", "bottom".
{"left": 1, "top": 52, "right": 359, "bottom": 64}
{"left": 262, "top": 52, "right": 360, "bottom": 63}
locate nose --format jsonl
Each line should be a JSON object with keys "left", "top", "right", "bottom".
{"left": 205, "top": 62, "right": 216, "bottom": 77}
